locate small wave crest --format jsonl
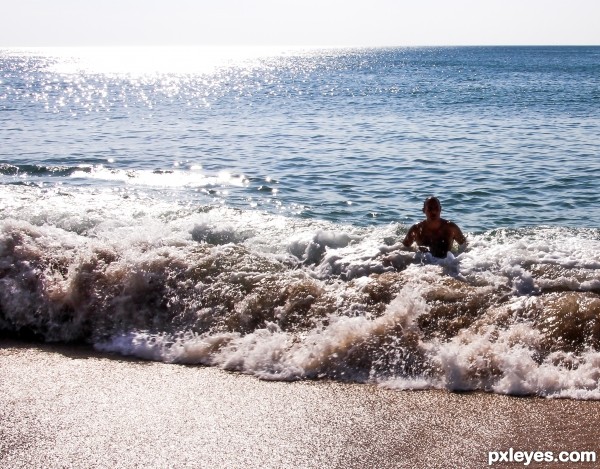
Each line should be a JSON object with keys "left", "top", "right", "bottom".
{"left": 0, "top": 162, "right": 249, "bottom": 190}
{"left": 0, "top": 163, "right": 84, "bottom": 178}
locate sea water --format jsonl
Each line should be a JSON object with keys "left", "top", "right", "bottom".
{"left": 1, "top": 46, "right": 600, "bottom": 399}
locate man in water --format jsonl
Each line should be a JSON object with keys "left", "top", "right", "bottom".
{"left": 402, "top": 196, "right": 466, "bottom": 258}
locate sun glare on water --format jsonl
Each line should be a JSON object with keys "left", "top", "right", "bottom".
{"left": 32, "top": 46, "right": 314, "bottom": 75}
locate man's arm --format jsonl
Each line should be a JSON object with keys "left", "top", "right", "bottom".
{"left": 381, "top": 226, "right": 417, "bottom": 267}
{"left": 402, "top": 225, "right": 418, "bottom": 248}
{"left": 450, "top": 222, "right": 466, "bottom": 246}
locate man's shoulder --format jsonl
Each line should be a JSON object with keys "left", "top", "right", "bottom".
{"left": 441, "top": 219, "right": 465, "bottom": 238}
{"left": 445, "top": 220, "right": 466, "bottom": 243}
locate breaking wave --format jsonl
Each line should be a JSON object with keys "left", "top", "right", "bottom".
{"left": 1, "top": 185, "right": 600, "bottom": 400}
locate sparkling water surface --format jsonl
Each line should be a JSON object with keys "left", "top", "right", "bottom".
{"left": 2, "top": 46, "right": 599, "bottom": 232}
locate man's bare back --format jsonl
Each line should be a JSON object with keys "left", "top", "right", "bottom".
{"left": 402, "top": 197, "right": 466, "bottom": 258}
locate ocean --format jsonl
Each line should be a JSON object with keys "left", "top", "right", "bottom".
{"left": 1, "top": 46, "right": 600, "bottom": 400}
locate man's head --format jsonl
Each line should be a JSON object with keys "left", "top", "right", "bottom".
{"left": 422, "top": 196, "right": 442, "bottom": 220}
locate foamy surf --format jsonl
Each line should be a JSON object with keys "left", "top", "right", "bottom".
{"left": 1, "top": 185, "right": 600, "bottom": 400}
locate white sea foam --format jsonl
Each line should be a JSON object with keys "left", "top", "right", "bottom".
{"left": 70, "top": 166, "right": 249, "bottom": 189}
{"left": 2, "top": 185, "right": 600, "bottom": 400}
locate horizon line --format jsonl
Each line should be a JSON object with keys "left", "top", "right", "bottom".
{"left": 2, "top": 43, "right": 599, "bottom": 50}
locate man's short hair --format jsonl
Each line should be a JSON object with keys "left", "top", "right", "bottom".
{"left": 423, "top": 196, "right": 441, "bottom": 208}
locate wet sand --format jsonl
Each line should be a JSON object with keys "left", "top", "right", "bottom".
{"left": 1, "top": 338, "right": 599, "bottom": 469}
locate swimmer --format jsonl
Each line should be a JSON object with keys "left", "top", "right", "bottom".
{"left": 402, "top": 196, "right": 466, "bottom": 258}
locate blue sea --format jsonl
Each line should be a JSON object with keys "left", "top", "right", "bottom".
{"left": 1, "top": 46, "right": 600, "bottom": 399}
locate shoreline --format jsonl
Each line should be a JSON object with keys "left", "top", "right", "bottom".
{"left": 1, "top": 338, "right": 599, "bottom": 468}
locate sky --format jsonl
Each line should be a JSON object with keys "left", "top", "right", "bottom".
{"left": 2, "top": 0, "right": 599, "bottom": 48}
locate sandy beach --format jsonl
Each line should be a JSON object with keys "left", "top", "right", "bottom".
{"left": 1, "top": 338, "right": 599, "bottom": 468}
